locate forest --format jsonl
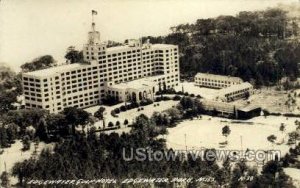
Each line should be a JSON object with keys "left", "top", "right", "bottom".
{"left": 141, "top": 8, "right": 300, "bottom": 86}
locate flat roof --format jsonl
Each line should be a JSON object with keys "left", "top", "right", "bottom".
{"left": 109, "top": 77, "right": 156, "bottom": 90}
{"left": 106, "top": 43, "right": 177, "bottom": 53}
{"left": 106, "top": 45, "right": 135, "bottom": 52}
{"left": 195, "top": 73, "right": 243, "bottom": 82}
{"left": 218, "top": 82, "right": 253, "bottom": 95}
{"left": 151, "top": 44, "right": 177, "bottom": 49}
{"left": 238, "top": 105, "right": 261, "bottom": 112}
{"left": 23, "top": 63, "right": 88, "bottom": 77}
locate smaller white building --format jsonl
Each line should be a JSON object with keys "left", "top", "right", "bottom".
{"left": 195, "top": 73, "right": 243, "bottom": 88}
{"left": 106, "top": 78, "right": 156, "bottom": 103}
{"left": 216, "top": 82, "right": 253, "bottom": 102}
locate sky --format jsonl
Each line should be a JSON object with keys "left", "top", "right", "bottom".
{"left": 0, "top": 0, "right": 298, "bottom": 71}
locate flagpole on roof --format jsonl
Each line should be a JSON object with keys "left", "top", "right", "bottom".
{"left": 91, "top": 10, "right": 98, "bottom": 32}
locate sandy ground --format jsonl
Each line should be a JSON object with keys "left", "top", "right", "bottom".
{"left": 174, "top": 82, "right": 218, "bottom": 99}
{"left": 0, "top": 140, "right": 54, "bottom": 185}
{"left": 165, "top": 115, "right": 298, "bottom": 156}
{"left": 232, "top": 87, "right": 300, "bottom": 114}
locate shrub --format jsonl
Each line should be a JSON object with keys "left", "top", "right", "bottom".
{"left": 108, "top": 122, "right": 114, "bottom": 127}
{"left": 137, "top": 108, "right": 140, "bottom": 111}
{"left": 173, "top": 95, "right": 182, "bottom": 101}
{"left": 116, "top": 121, "right": 121, "bottom": 127}
{"left": 120, "top": 105, "right": 126, "bottom": 112}
{"left": 155, "top": 97, "right": 162, "bottom": 102}
{"left": 184, "top": 92, "right": 189, "bottom": 96}
{"left": 126, "top": 105, "right": 133, "bottom": 110}
{"left": 165, "top": 88, "right": 176, "bottom": 94}
{"left": 114, "top": 108, "right": 120, "bottom": 114}
{"left": 141, "top": 107, "right": 144, "bottom": 110}
{"left": 162, "top": 96, "right": 171, "bottom": 101}
{"left": 131, "top": 102, "right": 139, "bottom": 108}
{"left": 124, "top": 119, "right": 129, "bottom": 125}
{"left": 111, "top": 110, "right": 118, "bottom": 117}
{"left": 189, "top": 94, "right": 195, "bottom": 97}
{"left": 196, "top": 95, "right": 201, "bottom": 98}
{"left": 140, "top": 99, "right": 153, "bottom": 106}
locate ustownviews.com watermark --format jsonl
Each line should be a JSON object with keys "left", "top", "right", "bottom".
{"left": 123, "top": 148, "right": 281, "bottom": 164}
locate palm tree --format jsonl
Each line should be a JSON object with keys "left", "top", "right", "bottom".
{"left": 279, "top": 123, "right": 285, "bottom": 142}
{"left": 267, "top": 135, "right": 277, "bottom": 149}
{"left": 222, "top": 125, "right": 231, "bottom": 144}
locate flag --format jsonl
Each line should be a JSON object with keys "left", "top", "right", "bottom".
{"left": 92, "top": 10, "right": 98, "bottom": 15}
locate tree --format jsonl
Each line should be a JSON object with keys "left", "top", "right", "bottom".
{"left": 94, "top": 107, "right": 105, "bottom": 120}
{"left": 5, "top": 108, "right": 46, "bottom": 134}
{"left": 0, "top": 90, "right": 18, "bottom": 114}
{"left": 22, "top": 135, "right": 31, "bottom": 151}
{"left": 0, "top": 171, "right": 10, "bottom": 187}
{"left": 0, "top": 126, "right": 8, "bottom": 147}
{"left": 62, "top": 107, "right": 90, "bottom": 135}
{"left": 12, "top": 162, "right": 25, "bottom": 185}
{"left": 46, "top": 113, "right": 68, "bottom": 137}
{"left": 35, "top": 118, "right": 49, "bottom": 141}
{"left": 163, "top": 82, "right": 167, "bottom": 91}
{"left": 108, "top": 122, "right": 114, "bottom": 127}
{"left": 116, "top": 121, "right": 121, "bottom": 128}
{"left": 267, "top": 134, "right": 277, "bottom": 148}
{"left": 0, "top": 64, "right": 22, "bottom": 114}
{"left": 279, "top": 124, "right": 285, "bottom": 133}
{"left": 6, "top": 123, "right": 19, "bottom": 143}
{"left": 279, "top": 124, "right": 285, "bottom": 142}
{"left": 124, "top": 119, "right": 129, "bottom": 126}
{"left": 222, "top": 125, "right": 231, "bottom": 143}
{"left": 288, "top": 131, "right": 300, "bottom": 146}
{"left": 21, "top": 55, "right": 56, "bottom": 72}
{"left": 65, "top": 47, "right": 84, "bottom": 63}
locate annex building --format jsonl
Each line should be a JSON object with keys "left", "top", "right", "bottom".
{"left": 194, "top": 73, "right": 243, "bottom": 88}
{"left": 194, "top": 72, "right": 254, "bottom": 102}
{"left": 22, "top": 21, "right": 180, "bottom": 113}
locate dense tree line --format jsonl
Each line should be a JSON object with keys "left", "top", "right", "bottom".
{"left": 142, "top": 8, "right": 300, "bottom": 86}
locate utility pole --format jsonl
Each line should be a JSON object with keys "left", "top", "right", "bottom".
{"left": 240, "top": 135, "right": 243, "bottom": 158}
{"left": 185, "top": 134, "right": 187, "bottom": 152}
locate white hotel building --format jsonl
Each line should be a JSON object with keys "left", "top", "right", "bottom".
{"left": 22, "top": 22, "right": 180, "bottom": 113}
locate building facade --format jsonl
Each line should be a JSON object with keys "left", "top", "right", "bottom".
{"left": 106, "top": 78, "right": 156, "bottom": 103}
{"left": 22, "top": 22, "right": 180, "bottom": 113}
{"left": 194, "top": 73, "right": 243, "bottom": 88}
{"left": 216, "top": 82, "right": 254, "bottom": 102}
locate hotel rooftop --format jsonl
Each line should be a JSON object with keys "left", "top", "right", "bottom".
{"left": 195, "top": 73, "right": 243, "bottom": 82}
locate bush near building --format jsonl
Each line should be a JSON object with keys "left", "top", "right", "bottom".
{"left": 108, "top": 122, "right": 114, "bottom": 127}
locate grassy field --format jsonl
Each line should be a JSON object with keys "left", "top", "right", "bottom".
{"left": 165, "top": 115, "right": 298, "bottom": 155}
